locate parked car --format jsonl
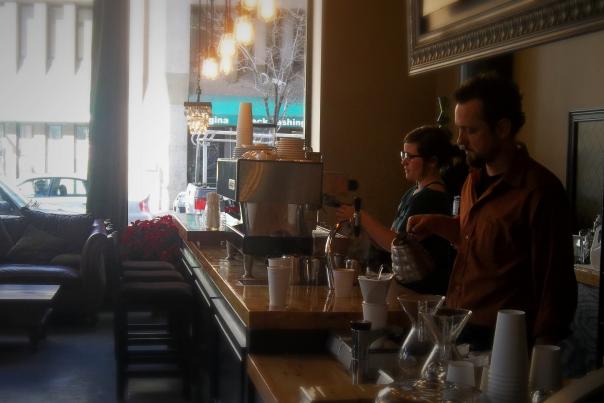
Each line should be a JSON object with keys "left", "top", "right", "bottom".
{"left": 0, "top": 179, "right": 30, "bottom": 217}
{"left": 172, "top": 184, "right": 238, "bottom": 216}
{"left": 16, "top": 175, "right": 152, "bottom": 223}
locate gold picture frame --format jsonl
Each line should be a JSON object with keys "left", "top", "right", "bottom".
{"left": 407, "top": 0, "right": 604, "bottom": 75}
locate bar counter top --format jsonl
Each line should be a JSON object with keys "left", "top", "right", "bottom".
{"left": 185, "top": 240, "right": 407, "bottom": 330}
{"left": 247, "top": 353, "right": 381, "bottom": 403}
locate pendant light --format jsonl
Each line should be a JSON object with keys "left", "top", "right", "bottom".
{"left": 257, "top": 0, "right": 277, "bottom": 22}
{"left": 234, "top": 1, "right": 254, "bottom": 45}
{"left": 202, "top": 0, "right": 219, "bottom": 80}
{"left": 218, "top": 0, "right": 236, "bottom": 62}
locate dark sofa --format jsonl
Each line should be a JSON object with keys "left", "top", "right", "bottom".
{"left": 0, "top": 209, "right": 108, "bottom": 322}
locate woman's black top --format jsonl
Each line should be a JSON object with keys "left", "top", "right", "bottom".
{"left": 390, "top": 185, "right": 453, "bottom": 295}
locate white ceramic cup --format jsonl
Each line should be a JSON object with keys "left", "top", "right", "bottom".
{"left": 358, "top": 274, "right": 393, "bottom": 304}
{"left": 267, "top": 266, "right": 290, "bottom": 307}
{"left": 361, "top": 301, "right": 388, "bottom": 330}
{"left": 446, "top": 360, "right": 476, "bottom": 387}
{"left": 529, "top": 344, "right": 562, "bottom": 393}
{"left": 333, "top": 268, "right": 355, "bottom": 298}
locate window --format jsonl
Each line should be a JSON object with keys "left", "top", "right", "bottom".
{"left": 128, "top": 0, "right": 309, "bottom": 212}
{"left": 48, "top": 124, "right": 62, "bottom": 140}
{"left": 0, "top": 2, "right": 92, "bottom": 213}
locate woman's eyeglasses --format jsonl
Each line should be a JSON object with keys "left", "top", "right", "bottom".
{"left": 400, "top": 151, "right": 422, "bottom": 161}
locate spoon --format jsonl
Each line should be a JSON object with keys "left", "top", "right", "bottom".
{"left": 377, "top": 264, "right": 385, "bottom": 280}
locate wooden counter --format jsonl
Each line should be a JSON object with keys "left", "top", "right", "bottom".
{"left": 185, "top": 240, "right": 407, "bottom": 330}
{"left": 247, "top": 353, "right": 381, "bottom": 403}
{"left": 574, "top": 264, "right": 600, "bottom": 288}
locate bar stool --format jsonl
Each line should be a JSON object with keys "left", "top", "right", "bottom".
{"left": 109, "top": 227, "right": 194, "bottom": 400}
{"left": 115, "top": 280, "right": 194, "bottom": 400}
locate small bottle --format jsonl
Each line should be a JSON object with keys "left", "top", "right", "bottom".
{"left": 452, "top": 195, "right": 460, "bottom": 216}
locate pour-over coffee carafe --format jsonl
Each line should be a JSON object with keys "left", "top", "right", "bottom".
{"left": 420, "top": 307, "right": 472, "bottom": 383}
{"left": 397, "top": 294, "right": 445, "bottom": 380}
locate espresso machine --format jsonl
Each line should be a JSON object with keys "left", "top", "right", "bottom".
{"left": 216, "top": 158, "right": 323, "bottom": 283}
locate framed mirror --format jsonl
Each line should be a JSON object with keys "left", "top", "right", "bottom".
{"left": 407, "top": 0, "right": 604, "bottom": 75}
{"left": 567, "top": 109, "right": 604, "bottom": 232}
{"left": 565, "top": 108, "right": 603, "bottom": 374}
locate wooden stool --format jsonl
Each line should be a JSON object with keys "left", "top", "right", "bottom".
{"left": 114, "top": 280, "right": 193, "bottom": 400}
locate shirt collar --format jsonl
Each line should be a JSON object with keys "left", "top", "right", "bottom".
{"left": 468, "top": 142, "right": 530, "bottom": 189}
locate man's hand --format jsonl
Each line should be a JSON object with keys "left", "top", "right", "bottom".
{"left": 407, "top": 214, "right": 460, "bottom": 244}
{"left": 406, "top": 214, "right": 434, "bottom": 240}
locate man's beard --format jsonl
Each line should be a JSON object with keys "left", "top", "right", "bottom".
{"left": 465, "top": 151, "right": 487, "bottom": 168}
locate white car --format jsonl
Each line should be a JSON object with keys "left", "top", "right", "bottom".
{"left": 17, "top": 176, "right": 152, "bottom": 223}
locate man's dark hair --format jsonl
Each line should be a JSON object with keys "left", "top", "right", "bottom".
{"left": 454, "top": 72, "right": 526, "bottom": 136}
{"left": 404, "top": 125, "right": 454, "bottom": 168}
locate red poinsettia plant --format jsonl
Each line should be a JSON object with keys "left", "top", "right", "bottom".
{"left": 120, "top": 215, "right": 181, "bottom": 264}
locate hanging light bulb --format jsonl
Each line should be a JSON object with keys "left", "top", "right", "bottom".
{"left": 202, "top": 50, "right": 219, "bottom": 80}
{"left": 220, "top": 55, "right": 233, "bottom": 75}
{"left": 242, "top": 0, "right": 257, "bottom": 10}
{"left": 258, "top": 0, "right": 277, "bottom": 22}
{"left": 234, "top": 14, "right": 254, "bottom": 45}
{"left": 218, "top": 32, "right": 236, "bottom": 58}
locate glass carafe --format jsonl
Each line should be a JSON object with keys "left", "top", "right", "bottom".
{"left": 420, "top": 307, "right": 472, "bottom": 383}
{"left": 397, "top": 294, "right": 445, "bottom": 380}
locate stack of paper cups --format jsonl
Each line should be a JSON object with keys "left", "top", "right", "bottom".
{"left": 487, "top": 309, "right": 530, "bottom": 403}
{"left": 358, "top": 274, "right": 392, "bottom": 330}
{"left": 205, "top": 192, "right": 220, "bottom": 230}
{"left": 236, "top": 102, "right": 253, "bottom": 146}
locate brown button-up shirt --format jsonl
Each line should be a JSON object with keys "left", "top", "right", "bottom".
{"left": 447, "top": 145, "right": 577, "bottom": 342}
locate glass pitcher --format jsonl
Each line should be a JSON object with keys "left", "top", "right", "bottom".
{"left": 397, "top": 294, "right": 445, "bottom": 380}
{"left": 420, "top": 307, "right": 472, "bottom": 383}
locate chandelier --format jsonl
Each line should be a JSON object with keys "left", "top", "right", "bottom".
{"left": 185, "top": 0, "right": 212, "bottom": 136}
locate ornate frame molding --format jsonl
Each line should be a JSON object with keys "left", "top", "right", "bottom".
{"left": 407, "top": 0, "right": 604, "bottom": 75}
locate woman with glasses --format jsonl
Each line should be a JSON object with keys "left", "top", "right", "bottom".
{"left": 336, "top": 125, "right": 458, "bottom": 295}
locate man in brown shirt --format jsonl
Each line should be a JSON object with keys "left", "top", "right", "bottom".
{"left": 407, "top": 74, "right": 577, "bottom": 346}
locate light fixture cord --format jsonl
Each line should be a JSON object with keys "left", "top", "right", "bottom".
{"left": 196, "top": 0, "right": 202, "bottom": 101}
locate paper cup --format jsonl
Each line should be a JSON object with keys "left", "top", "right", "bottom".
{"left": 446, "top": 360, "right": 475, "bottom": 387}
{"left": 236, "top": 102, "right": 253, "bottom": 146}
{"left": 487, "top": 310, "right": 529, "bottom": 402}
{"left": 358, "top": 274, "right": 393, "bottom": 304}
{"left": 529, "top": 345, "right": 562, "bottom": 393}
{"left": 489, "top": 309, "right": 529, "bottom": 377}
{"left": 361, "top": 301, "right": 388, "bottom": 330}
{"left": 267, "top": 266, "right": 290, "bottom": 307}
{"left": 268, "top": 256, "right": 293, "bottom": 268}
{"left": 333, "top": 268, "right": 355, "bottom": 298}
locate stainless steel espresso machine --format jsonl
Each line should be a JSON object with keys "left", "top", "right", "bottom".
{"left": 216, "top": 158, "right": 323, "bottom": 284}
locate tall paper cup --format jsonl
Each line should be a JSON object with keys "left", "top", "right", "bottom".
{"left": 236, "top": 102, "right": 253, "bottom": 146}
{"left": 333, "top": 268, "right": 355, "bottom": 298}
{"left": 487, "top": 309, "right": 529, "bottom": 402}
{"left": 529, "top": 345, "right": 562, "bottom": 393}
{"left": 446, "top": 361, "right": 475, "bottom": 387}
{"left": 267, "top": 267, "right": 290, "bottom": 307}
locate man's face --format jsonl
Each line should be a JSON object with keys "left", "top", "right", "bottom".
{"left": 454, "top": 99, "right": 501, "bottom": 168}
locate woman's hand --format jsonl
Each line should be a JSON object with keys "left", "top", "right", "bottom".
{"left": 335, "top": 204, "right": 354, "bottom": 222}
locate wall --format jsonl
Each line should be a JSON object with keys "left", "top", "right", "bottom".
{"left": 315, "top": 0, "right": 458, "bottom": 224}
{"left": 515, "top": 30, "right": 604, "bottom": 183}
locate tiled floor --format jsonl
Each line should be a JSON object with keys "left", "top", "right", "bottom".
{"left": 0, "top": 312, "right": 190, "bottom": 403}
